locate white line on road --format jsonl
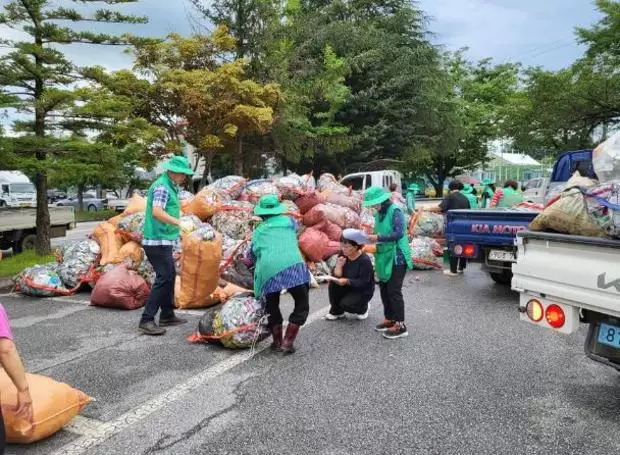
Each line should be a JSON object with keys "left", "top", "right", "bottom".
{"left": 50, "top": 303, "right": 331, "bottom": 455}
{"left": 64, "top": 415, "right": 105, "bottom": 436}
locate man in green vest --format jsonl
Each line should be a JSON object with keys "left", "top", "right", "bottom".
{"left": 364, "top": 186, "right": 413, "bottom": 340}
{"left": 480, "top": 179, "right": 496, "bottom": 208}
{"left": 461, "top": 184, "right": 479, "bottom": 209}
{"left": 139, "top": 156, "right": 194, "bottom": 336}
{"left": 489, "top": 180, "right": 524, "bottom": 208}
{"left": 245, "top": 194, "right": 310, "bottom": 354}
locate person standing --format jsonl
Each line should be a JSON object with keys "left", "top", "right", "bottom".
{"left": 0, "top": 304, "right": 33, "bottom": 454}
{"left": 489, "top": 180, "right": 524, "bottom": 208}
{"left": 461, "top": 184, "right": 479, "bottom": 209}
{"left": 480, "top": 179, "right": 496, "bottom": 208}
{"left": 325, "top": 229, "right": 375, "bottom": 321}
{"left": 389, "top": 183, "right": 406, "bottom": 206}
{"left": 405, "top": 184, "right": 419, "bottom": 214}
{"left": 363, "top": 186, "right": 413, "bottom": 340}
{"left": 430, "top": 180, "right": 471, "bottom": 277}
{"left": 139, "top": 156, "right": 194, "bottom": 336}
{"left": 247, "top": 195, "right": 310, "bottom": 354}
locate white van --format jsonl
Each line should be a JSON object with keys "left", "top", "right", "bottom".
{"left": 521, "top": 177, "right": 549, "bottom": 205}
{"left": 339, "top": 170, "right": 403, "bottom": 194}
{"left": 0, "top": 171, "right": 37, "bottom": 208}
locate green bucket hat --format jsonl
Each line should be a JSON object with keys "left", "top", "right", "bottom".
{"left": 254, "top": 194, "right": 286, "bottom": 216}
{"left": 482, "top": 179, "right": 495, "bottom": 185}
{"left": 363, "top": 186, "right": 391, "bottom": 207}
{"left": 461, "top": 184, "right": 474, "bottom": 194}
{"left": 408, "top": 184, "right": 420, "bottom": 191}
{"left": 163, "top": 156, "right": 194, "bottom": 176}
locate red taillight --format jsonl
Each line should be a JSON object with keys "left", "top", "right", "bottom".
{"left": 463, "top": 245, "right": 475, "bottom": 257}
{"left": 526, "top": 299, "right": 544, "bottom": 322}
{"left": 545, "top": 304, "right": 565, "bottom": 329}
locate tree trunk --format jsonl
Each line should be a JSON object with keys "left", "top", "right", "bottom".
{"left": 77, "top": 183, "right": 85, "bottom": 211}
{"left": 234, "top": 135, "right": 244, "bottom": 176}
{"left": 34, "top": 170, "right": 51, "bottom": 255}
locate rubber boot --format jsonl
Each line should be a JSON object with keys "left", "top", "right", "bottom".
{"left": 270, "top": 324, "right": 283, "bottom": 352}
{"left": 281, "top": 323, "right": 300, "bottom": 354}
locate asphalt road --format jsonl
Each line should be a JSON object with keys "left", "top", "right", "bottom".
{"left": 51, "top": 222, "right": 100, "bottom": 248}
{"left": 2, "top": 265, "right": 620, "bottom": 455}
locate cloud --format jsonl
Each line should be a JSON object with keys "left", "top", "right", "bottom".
{"left": 418, "top": 0, "right": 603, "bottom": 69}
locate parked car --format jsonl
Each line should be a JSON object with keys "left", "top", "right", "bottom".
{"left": 55, "top": 192, "right": 107, "bottom": 211}
{"left": 47, "top": 189, "right": 67, "bottom": 204}
{"left": 521, "top": 177, "right": 549, "bottom": 205}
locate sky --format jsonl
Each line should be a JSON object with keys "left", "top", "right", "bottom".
{"left": 0, "top": 0, "right": 604, "bottom": 72}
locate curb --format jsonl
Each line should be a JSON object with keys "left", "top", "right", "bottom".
{"left": 0, "top": 277, "right": 15, "bottom": 294}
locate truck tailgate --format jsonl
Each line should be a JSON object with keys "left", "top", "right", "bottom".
{"left": 513, "top": 231, "right": 620, "bottom": 317}
{"left": 446, "top": 209, "right": 539, "bottom": 247}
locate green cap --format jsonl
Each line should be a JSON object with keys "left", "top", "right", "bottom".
{"left": 363, "top": 186, "right": 391, "bottom": 207}
{"left": 482, "top": 179, "right": 495, "bottom": 185}
{"left": 163, "top": 156, "right": 194, "bottom": 176}
{"left": 254, "top": 194, "right": 286, "bottom": 216}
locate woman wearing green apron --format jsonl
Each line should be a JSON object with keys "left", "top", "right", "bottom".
{"left": 245, "top": 195, "right": 310, "bottom": 354}
{"left": 364, "top": 186, "right": 413, "bottom": 340}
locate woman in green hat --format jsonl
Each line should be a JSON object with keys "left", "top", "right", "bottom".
{"left": 363, "top": 186, "right": 413, "bottom": 340}
{"left": 244, "top": 194, "right": 310, "bottom": 354}
{"left": 139, "top": 155, "right": 194, "bottom": 336}
{"left": 460, "top": 184, "right": 479, "bottom": 209}
{"left": 480, "top": 179, "right": 496, "bottom": 208}
{"left": 405, "top": 184, "right": 419, "bottom": 214}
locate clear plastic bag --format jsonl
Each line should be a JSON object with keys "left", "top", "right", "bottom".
{"left": 410, "top": 237, "right": 442, "bottom": 270}
{"left": 210, "top": 201, "right": 256, "bottom": 240}
{"left": 208, "top": 176, "right": 247, "bottom": 199}
{"left": 16, "top": 263, "right": 71, "bottom": 297}
{"left": 593, "top": 132, "right": 620, "bottom": 183}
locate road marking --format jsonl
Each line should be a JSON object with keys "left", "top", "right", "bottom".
{"left": 10, "top": 305, "right": 90, "bottom": 328}
{"left": 50, "top": 303, "right": 331, "bottom": 455}
{"left": 64, "top": 415, "right": 105, "bottom": 436}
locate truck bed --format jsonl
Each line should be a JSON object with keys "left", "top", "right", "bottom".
{"left": 0, "top": 206, "right": 75, "bottom": 231}
{"left": 446, "top": 209, "right": 539, "bottom": 247}
{"left": 512, "top": 231, "right": 620, "bottom": 318}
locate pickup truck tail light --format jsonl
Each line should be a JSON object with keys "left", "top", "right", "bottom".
{"left": 545, "top": 304, "right": 565, "bottom": 329}
{"left": 453, "top": 244, "right": 476, "bottom": 257}
{"left": 525, "top": 299, "right": 544, "bottom": 322}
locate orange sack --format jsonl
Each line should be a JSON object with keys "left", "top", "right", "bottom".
{"left": 112, "top": 241, "right": 144, "bottom": 266}
{"left": 175, "top": 233, "right": 223, "bottom": 309}
{"left": 93, "top": 222, "right": 124, "bottom": 266}
{"left": 183, "top": 188, "right": 229, "bottom": 221}
{"left": 107, "top": 214, "right": 124, "bottom": 228}
{"left": 0, "top": 371, "right": 92, "bottom": 444}
{"left": 122, "top": 194, "right": 146, "bottom": 216}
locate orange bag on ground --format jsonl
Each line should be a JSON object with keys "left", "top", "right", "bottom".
{"left": 0, "top": 371, "right": 92, "bottom": 444}
{"left": 107, "top": 214, "right": 124, "bottom": 228}
{"left": 93, "top": 222, "right": 124, "bottom": 266}
{"left": 112, "top": 241, "right": 143, "bottom": 266}
{"left": 122, "top": 194, "right": 146, "bottom": 216}
{"left": 175, "top": 233, "right": 223, "bottom": 309}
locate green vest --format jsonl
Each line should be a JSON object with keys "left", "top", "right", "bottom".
{"left": 252, "top": 215, "right": 306, "bottom": 297}
{"left": 461, "top": 191, "right": 479, "bottom": 209}
{"left": 481, "top": 186, "right": 494, "bottom": 208}
{"left": 374, "top": 203, "right": 413, "bottom": 282}
{"left": 143, "top": 173, "right": 181, "bottom": 241}
{"left": 406, "top": 192, "right": 416, "bottom": 213}
{"left": 497, "top": 187, "right": 524, "bottom": 208}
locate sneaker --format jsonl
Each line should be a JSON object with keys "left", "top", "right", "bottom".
{"left": 159, "top": 316, "right": 188, "bottom": 327}
{"left": 139, "top": 321, "right": 166, "bottom": 336}
{"left": 383, "top": 322, "right": 408, "bottom": 340}
{"left": 354, "top": 304, "right": 370, "bottom": 320}
{"left": 325, "top": 312, "right": 345, "bottom": 321}
{"left": 443, "top": 270, "right": 458, "bottom": 277}
{"left": 375, "top": 319, "right": 396, "bottom": 332}
{"left": 457, "top": 269, "right": 465, "bottom": 274}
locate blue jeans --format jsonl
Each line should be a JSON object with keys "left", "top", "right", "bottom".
{"left": 140, "top": 245, "right": 176, "bottom": 324}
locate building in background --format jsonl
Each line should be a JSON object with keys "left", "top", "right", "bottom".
{"left": 472, "top": 152, "right": 545, "bottom": 184}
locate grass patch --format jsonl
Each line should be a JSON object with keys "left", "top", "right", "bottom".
{"left": 75, "top": 209, "right": 118, "bottom": 223}
{"left": 0, "top": 250, "right": 56, "bottom": 278}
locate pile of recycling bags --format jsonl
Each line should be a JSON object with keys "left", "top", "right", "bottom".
{"left": 530, "top": 131, "right": 620, "bottom": 239}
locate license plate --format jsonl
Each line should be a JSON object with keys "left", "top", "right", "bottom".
{"left": 489, "top": 250, "right": 516, "bottom": 262}
{"left": 597, "top": 323, "right": 620, "bottom": 349}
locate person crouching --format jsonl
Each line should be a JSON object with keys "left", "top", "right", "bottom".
{"left": 246, "top": 195, "right": 310, "bottom": 354}
{"left": 325, "top": 229, "right": 375, "bottom": 321}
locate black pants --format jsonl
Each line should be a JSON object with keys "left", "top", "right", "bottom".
{"left": 264, "top": 284, "right": 310, "bottom": 328}
{"left": 141, "top": 245, "right": 176, "bottom": 324}
{"left": 450, "top": 257, "right": 467, "bottom": 274}
{"left": 328, "top": 283, "right": 371, "bottom": 315}
{"left": 378, "top": 264, "right": 407, "bottom": 322}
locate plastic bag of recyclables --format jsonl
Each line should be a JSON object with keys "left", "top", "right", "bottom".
{"left": 91, "top": 264, "right": 151, "bottom": 310}
{"left": 208, "top": 175, "right": 247, "bottom": 199}
{"left": 593, "top": 131, "right": 620, "bottom": 184}
{"left": 15, "top": 263, "right": 73, "bottom": 297}
{"left": 529, "top": 187, "right": 608, "bottom": 238}
{"left": 303, "top": 203, "right": 361, "bottom": 229}
{"left": 317, "top": 173, "right": 351, "bottom": 195}
{"left": 410, "top": 237, "right": 442, "bottom": 270}
{"left": 188, "top": 293, "right": 269, "bottom": 349}
{"left": 210, "top": 201, "right": 258, "bottom": 240}
{"left": 93, "top": 222, "right": 124, "bottom": 266}
{"left": 409, "top": 211, "right": 444, "bottom": 238}
{"left": 276, "top": 173, "right": 310, "bottom": 201}
{"left": 183, "top": 187, "right": 230, "bottom": 221}
{"left": 584, "top": 181, "right": 620, "bottom": 239}
{"left": 55, "top": 239, "right": 100, "bottom": 289}
{"left": 544, "top": 171, "right": 598, "bottom": 208}
{"left": 239, "top": 179, "right": 280, "bottom": 204}
{"left": 221, "top": 241, "right": 255, "bottom": 290}
{"left": 117, "top": 212, "right": 145, "bottom": 243}
{"left": 0, "top": 370, "right": 92, "bottom": 444}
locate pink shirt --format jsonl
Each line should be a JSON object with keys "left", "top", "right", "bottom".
{"left": 0, "top": 304, "right": 13, "bottom": 340}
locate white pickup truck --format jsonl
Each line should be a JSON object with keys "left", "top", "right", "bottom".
{"left": 513, "top": 230, "right": 620, "bottom": 371}
{"left": 0, "top": 206, "right": 76, "bottom": 253}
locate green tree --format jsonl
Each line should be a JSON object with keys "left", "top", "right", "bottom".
{"left": 0, "top": 0, "right": 148, "bottom": 254}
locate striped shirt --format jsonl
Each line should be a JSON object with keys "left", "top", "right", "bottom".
{"left": 143, "top": 184, "right": 178, "bottom": 247}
